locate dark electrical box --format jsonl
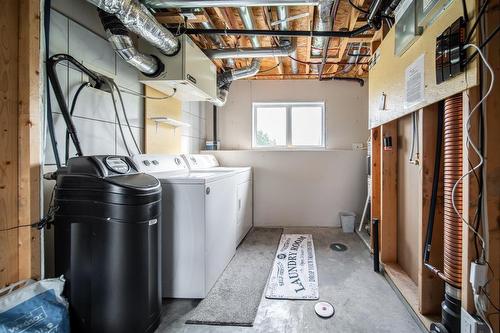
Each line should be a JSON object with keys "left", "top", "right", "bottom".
{"left": 435, "top": 17, "right": 466, "bottom": 84}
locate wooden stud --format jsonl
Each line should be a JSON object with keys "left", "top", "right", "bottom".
{"left": 418, "top": 104, "right": 445, "bottom": 315}
{"left": 380, "top": 120, "right": 398, "bottom": 263}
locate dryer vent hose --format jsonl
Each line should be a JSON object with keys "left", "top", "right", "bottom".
{"left": 443, "top": 93, "right": 463, "bottom": 288}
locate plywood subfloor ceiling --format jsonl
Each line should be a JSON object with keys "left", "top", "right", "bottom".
{"left": 153, "top": 1, "right": 375, "bottom": 80}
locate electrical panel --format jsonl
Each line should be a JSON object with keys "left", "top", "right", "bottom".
{"left": 394, "top": 0, "right": 423, "bottom": 56}
{"left": 417, "top": 0, "right": 453, "bottom": 28}
{"left": 138, "top": 35, "right": 217, "bottom": 102}
{"left": 435, "top": 17, "right": 466, "bottom": 84}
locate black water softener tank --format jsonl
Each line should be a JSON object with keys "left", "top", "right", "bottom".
{"left": 53, "top": 155, "right": 161, "bottom": 333}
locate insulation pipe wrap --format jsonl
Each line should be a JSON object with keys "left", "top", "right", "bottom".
{"left": 443, "top": 94, "right": 463, "bottom": 289}
{"left": 98, "top": 10, "right": 162, "bottom": 76}
{"left": 87, "top": 0, "right": 180, "bottom": 55}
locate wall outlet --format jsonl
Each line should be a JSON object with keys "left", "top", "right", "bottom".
{"left": 352, "top": 143, "right": 364, "bottom": 150}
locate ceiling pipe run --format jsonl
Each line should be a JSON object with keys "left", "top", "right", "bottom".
{"left": 214, "top": 6, "right": 262, "bottom": 106}
{"left": 311, "top": 0, "right": 335, "bottom": 73}
{"left": 143, "top": 0, "right": 319, "bottom": 8}
{"left": 205, "top": 41, "right": 296, "bottom": 59}
{"left": 169, "top": 25, "right": 372, "bottom": 38}
{"left": 200, "top": 11, "right": 236, "bottom": 69}
{"left": 277, "top": 5, "right": 298, "bottom": 74}
{"left": 87, "top": 0, "right": 179, "bottom": 55}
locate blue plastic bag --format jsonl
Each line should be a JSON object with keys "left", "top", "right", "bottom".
{"left": 0, "top": 277, "right": 69, "bottom": 333}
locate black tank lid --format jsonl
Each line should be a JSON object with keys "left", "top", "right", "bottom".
{"left": 57, "top": 155, "right": 160, "bottom": 191}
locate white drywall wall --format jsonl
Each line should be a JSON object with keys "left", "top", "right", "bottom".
{"left": 206, "top": 79, "right": 369, "bottom": 150}
{"left": 205, "top": 150, "right": 367, "bottom": 227}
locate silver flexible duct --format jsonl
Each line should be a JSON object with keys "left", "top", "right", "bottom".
{"left": 87, "top": 0, "right": 179, "bottom": 55}
{"left": 107, "top": 34, "right": 159, "bottom": 75}
{"left": 143, "top": 0, "right": 319, "bottom": 8}
{"left": 277, "top": 6, "right": 298, "bottom": 74}
{"left": 311, "top": 0, "right": 334, "bottom": 72}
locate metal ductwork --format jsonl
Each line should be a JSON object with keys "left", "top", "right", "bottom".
{"left": 87, "top": 0, "right": 180, "bottom": 55}
{"left": 98, "top": 10, "right": 162, "bottom": 76}
{"left": 341, "top": 43, "right": 361, "bottom": 74}
{"left": 205, "top": 40, "right": 296, "bottom": 59}
{"left": 143, "top": 0, "right": 320, "bottom": 8}
{"left": 200, "top": 11, "right": 235, "bottom": 69}
{"left": 311, "top": 0, "right": 334, "bottom": 72}
{"left": 214, "top": 7, "right": 261, "bottom": 106}
{"left": 277, "top": 5, "right": 298, "bottom": 74}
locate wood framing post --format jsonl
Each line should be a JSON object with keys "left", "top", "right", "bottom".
{"left": 418, "top": 104, "right": 445, "bottom": 315}
{"left": 0, "top": 0, "right": 41, "bottom": 287}
{"left": 380, "top": 120, "right": 398, "bottom": 263}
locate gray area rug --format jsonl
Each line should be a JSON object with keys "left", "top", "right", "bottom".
{"left": 185, "top": 227, "right": 283, "bottom": 327}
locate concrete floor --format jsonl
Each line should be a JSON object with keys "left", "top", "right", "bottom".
{"left": 157, "top": 227, "right": 423, "bottom": 333}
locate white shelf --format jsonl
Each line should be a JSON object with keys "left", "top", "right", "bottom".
{"left": 150, "top": 117, "right": 191, "bottom": 128}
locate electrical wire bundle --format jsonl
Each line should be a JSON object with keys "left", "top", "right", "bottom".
{"left": 451, "top": 0, "right": 499, "bottom": 327}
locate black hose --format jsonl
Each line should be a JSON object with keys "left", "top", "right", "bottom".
{"left": 44, "top": 0, "right": 61, "bottom": 168}
{"left": 65, "top": 83, "right": 89, "bottom": 163}
{"left": 372, "top": 218, "right": 380, "bottom": 272}
{"left": 46, "top": 54, "right": 105, "bottom": 159}
{"left": 423, "top": 101, "right": 444, "bottom": 264}
{"left": 213, "top": 105, "right": 217, "bottom": 142}
{"left": 171, "top": 25, "right": 373, "bottom": 38}
{"left": 323, "top": 77, "right": 365, "bottom": 86}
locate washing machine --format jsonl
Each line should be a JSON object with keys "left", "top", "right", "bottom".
{"left": 133, "top": 154, "right": 237, "bottom": 299}
{"left": 182, "top": 154, "right": 253, "bottom": 246}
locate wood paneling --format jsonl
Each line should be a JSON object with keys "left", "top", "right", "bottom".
{"left": 0, "top": 0, "right": 41, "bottom": 287}
{"left": 397, "top": 114, "right": 420, "bottom": 284}
{"left": 144, "top": 87, "right": 183, "bottom": 154}
{"left": 368, "top": 0, "right": 478, "bottom": 129}
{"left": 418, "top": 104, "right": 444, "bottom": 315}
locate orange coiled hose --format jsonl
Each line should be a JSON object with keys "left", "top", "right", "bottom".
{"left": 443, "top": 94, "right": 463, "bottom": 288}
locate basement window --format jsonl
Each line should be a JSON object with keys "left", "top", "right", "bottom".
{"left": 252, "top": 102, "right": 325, "bottom": 149}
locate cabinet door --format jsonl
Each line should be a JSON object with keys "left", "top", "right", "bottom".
{"left": 236, "top": 180, "right": 253, "bottom": 246}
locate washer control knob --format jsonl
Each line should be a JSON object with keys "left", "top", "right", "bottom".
{"left": 143, "top": 160, "right": 151, "bottom": 166}
{"left": 152, "top": 160, "right": 159, "bottom": 165}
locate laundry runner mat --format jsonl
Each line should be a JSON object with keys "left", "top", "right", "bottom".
{"left": 265, "top": 234, "right": 319, "bottom": 300}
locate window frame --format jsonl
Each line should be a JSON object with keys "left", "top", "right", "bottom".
{"left": 252, "top": 102, "right": 326, "bottom": 149}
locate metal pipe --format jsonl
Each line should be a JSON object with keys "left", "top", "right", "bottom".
{"left": 213, "top": 105, "right": 218, "bottom": 141}
{"left": 312, "top": 0, "right": 334, "bottom": 56}
{"left": 169, "top": 24, "right": 372, "bottom": 38}
{"left": 215, "top": 7, "right": 261, "bottom": 105}
{"left": 382, "top": 0, "right": 401, "bottom": 17}
{"left": 87, "top": 0, "right": 179, "bottom": 55}
{"left": 367, "top": 0, "right": 383, "bottom": 29}
{"left": 143, "top": 0, "right": 320, "bottom": 8}
{"left": 277, "top": 5, "right": 298, "bottom": 74}
{"left": 200, "top": 11, "right": 235, "bottom": 68}
{"left": 318, "top": 0, "right": 339, "bottom": 79}
{"left": 98, "top": 10, "right": 162, "bottom": 76}
{"left": 205, "top": 41, "right": 296, "bottom": 59}
{"left": 332, "top": 77, "right": 364, "bottom": 86}
{"left": 341, "top": 42, "right": 361, "bottom": 74}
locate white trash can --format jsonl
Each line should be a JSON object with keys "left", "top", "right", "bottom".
{"left": 339, "top": 212, "right": 356, "bottom": 233}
